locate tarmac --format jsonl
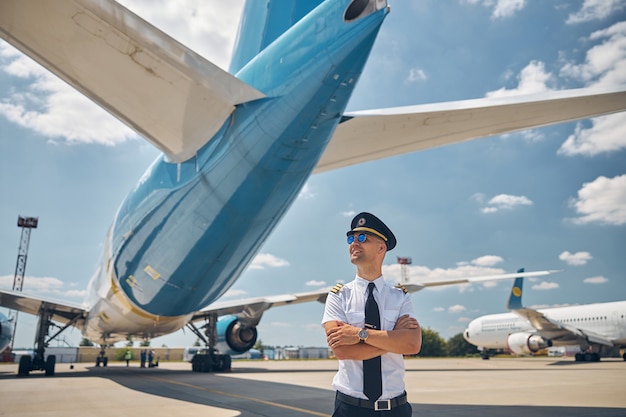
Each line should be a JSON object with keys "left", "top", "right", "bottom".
{"left": 0, "top": 357, "right": 624, "bottom": 417}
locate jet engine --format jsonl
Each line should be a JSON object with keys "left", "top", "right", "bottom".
{"left": 215, "top": 315, "right": 258, "bottom": 355}
{"left": 507, "top": 332, "right": 551, "bottom": 355}
{"left": 0, "top": 311, "right": 12, "bottom": 353}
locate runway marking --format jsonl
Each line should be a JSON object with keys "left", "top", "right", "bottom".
{"left": 146, "top": 375, "right": 331, "bottom": 417}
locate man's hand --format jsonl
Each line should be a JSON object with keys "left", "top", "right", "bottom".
{"left": 394, "top": 314, "right": 419, "bottom": 330}
{"left": 326, "top": 321, "right": 360, "bottom": 349}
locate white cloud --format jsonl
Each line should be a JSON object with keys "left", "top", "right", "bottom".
{"left": 222, "top": 289, "right": 248, "bottom": 298}
{"left": 480, "top": 194, "right": 533, "bottom": 213}
{"left": 558, "top": 113, "right": 626, "bottom": 156}
{"left": 298, "top": 183, "right": 317, "bottom": 200}
{"left": 342, "top": 210, "right": 356, "bottom": 217}
{"left": 568, "top": 175, "right": 626, "bottom": 225}
{"left": 433, "top": 307, "right": 445, "bottom": 312}
{"left": 249, "top": 253, "right": 290, "bottom": 270}
{"left": 0, "top": 275, "right": 85, "bottom": 298}
{"left": 305, "top": 280, "right": 326, "bottom": 287}
{"left": 531, "top": 281, "right": 559, "bottom": 290}
{"left": 268, "top": 322, "right": 293, "bottom": 328}
{"left": 491, "top": 0, "right": 526, "bottom": 20}
{"left": 560, "top": 21, "right": 626, "bottom": 88}
{"left": 486, "top": 61, "right": 552, "bottom": 97}
{"left": 464, "top": 0, "right": 527, "bottom": 20}
{"left": 448, "top": 304, "right": 467, "bottom": 313}
{"left": 583, "top": 276, "right": 609, "bottom": 284}
{"left": 567, "top": 0, "right": 626, "bottom": 24}
{"left": 471, "top": 255, "right": 504, "bottom": 267}
{"left": 407, "top": 67, "right": 427, "bottom": 83}
{"left": 559, "top": 251, "right": 593, "bottom": 266}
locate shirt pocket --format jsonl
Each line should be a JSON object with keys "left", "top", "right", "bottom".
{"left": 383, "top": 309, "right": 400, "bottom": 330}
{"left": 346, "top": 311, "right": 365, "bottom": 328}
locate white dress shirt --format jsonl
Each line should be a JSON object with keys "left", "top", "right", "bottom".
{"left": 322, "top": 275, "right": 416, "bottom": 400}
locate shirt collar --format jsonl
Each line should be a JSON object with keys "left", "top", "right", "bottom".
{"left": 355, "top": 275, "right": 385, "bottom": 294}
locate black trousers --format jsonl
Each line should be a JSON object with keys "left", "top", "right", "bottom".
{"left": 332, "top": 394, "right": 413, "bottom": 417}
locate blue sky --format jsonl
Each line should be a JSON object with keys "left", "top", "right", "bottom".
{"left": 1, "top": 0, "right": 625, "bottom": 350}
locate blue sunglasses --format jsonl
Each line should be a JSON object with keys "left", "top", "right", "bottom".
{"left": 347, "top": 233, "right": 369, "bottom": 244}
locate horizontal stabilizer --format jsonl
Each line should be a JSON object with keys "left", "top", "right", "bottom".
{"left": 0, "top": 0, "right": 265, "bottom": 163}
{"left": 316, "top": 87, "right": 626, "bottom": 173}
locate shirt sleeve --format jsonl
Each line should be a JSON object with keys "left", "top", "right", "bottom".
{"left": 321, "top": 292, "right": 347, "bottom": 326}
{"left": 398, "top": 293, "right": 416, "bottom": 319}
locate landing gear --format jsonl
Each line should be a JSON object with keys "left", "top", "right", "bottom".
{"left": 575, "top": 352, "right": 600, "bottom": 362}
{"left": 18, "top": 355, "right": 31, "bottom": 376}
{"left": 186, "top": 313, "right": 232, "bottom": 372}
{"left": 45, "top": 355, "right": 56, "bottom": 376}
{"left": 191, "top": 351, "right": 232, "bottom": 372}
{"left": 95, "top": 346, "right": 109, "bottom": 367}
{"left": 16, "top": 302, "right": 81, "bottom": 377}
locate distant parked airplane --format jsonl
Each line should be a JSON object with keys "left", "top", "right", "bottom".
{"left": 0, "top": 0, "right": 624, "bottom": 376}
{"left": 464, "top": 270, "right": 626, "bottom": 361}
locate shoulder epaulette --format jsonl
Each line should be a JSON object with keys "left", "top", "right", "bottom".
{"left": 330, "top": 283, "right": 344, "bottom": 294}
{"left": 394, "top": 283, "right": 408, "bottom": 294}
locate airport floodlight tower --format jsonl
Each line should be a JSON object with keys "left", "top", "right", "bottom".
{"left": 9, "top": 216, "right": 38, "bottom": 351}
{"left": 397, "top": 256, "right": 412, "bottom": 284}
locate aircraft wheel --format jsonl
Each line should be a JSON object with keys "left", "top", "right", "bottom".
{"left": 45, "top": 355, "right": 56, "bottom": 376}
{"left": 18, "top": 355, "right": 31, "bottom": 376}
{"left": 217, "top": 354, "right": 232, "bottom": 372}
{"left": 103, "top": 357, "right": 108, "bottom": 367}
{"left": 623, "top": 352, "right": 626, "bottom": 361}
{"left": 575, "top": 353, "right": 582, "bottom": 362}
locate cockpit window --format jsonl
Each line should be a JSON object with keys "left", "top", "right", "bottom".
{"left": 344, "top": 0, "right": 387, "bottom": 22}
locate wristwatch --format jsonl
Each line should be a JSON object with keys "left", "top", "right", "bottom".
{"left": 358, "top": 328, "right": 369, "bottom": 343}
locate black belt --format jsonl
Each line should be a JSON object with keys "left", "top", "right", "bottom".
{"left": 336, "top": 391, "right": 408, "bottom": 411}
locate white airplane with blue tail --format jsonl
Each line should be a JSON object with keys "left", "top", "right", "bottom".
{"left": 463, "top": 270, "right": 626, "bottom": 361}
{"left": 0, "top": 0, "right": 624, "bottom": 376}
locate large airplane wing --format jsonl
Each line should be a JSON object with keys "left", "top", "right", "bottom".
{"left": 315, "top": 87, "right": 626, "bottom": 173}
{"left": 0, "top": 289, "right": 86, "bottom": 330}
{"left": 190, "top": 268, "right": 560, "bottom": 325}
{"left": 506, "top": 276, "right": 614, "bottom": 347}
{"left": 0, "top": 0, "right": 265, "bottom": 163}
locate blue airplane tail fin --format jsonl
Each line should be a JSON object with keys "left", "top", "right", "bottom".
{"left": 507, "top": 268, "right": 525, "bottom": 310}
{"left": 229, "top": 0, "right": 324, "bottom": 74}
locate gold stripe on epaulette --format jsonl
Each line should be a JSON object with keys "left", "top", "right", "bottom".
{"left": 395, "top": 284, "right": 408, "bottom": 294}
{"left": 330, "top": 283, "right": 344, "bottom": 294}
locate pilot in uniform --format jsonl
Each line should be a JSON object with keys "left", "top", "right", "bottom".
{"left": 322, "top": 212, "right": 421, "bottom": 416}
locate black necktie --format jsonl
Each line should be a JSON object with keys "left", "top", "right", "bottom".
{"left": 363, "top": 282, "right": 382, "bottom": 401}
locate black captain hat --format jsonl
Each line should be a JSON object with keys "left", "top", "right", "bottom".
{"left": 346, "top": 212, "right": 396, "bottom": 251}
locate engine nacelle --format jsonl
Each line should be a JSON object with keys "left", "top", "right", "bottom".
{"left": 215, "top": 315, "right": 258, "bottom": 355}
{"left": 0, "top": 311, "right": 12, "bottom": 354}
{"left": 507, "top": 332, "right": 551, "bottom": 355}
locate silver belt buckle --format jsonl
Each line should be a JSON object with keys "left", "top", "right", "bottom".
{"left": 374, "top": 399, "right": 391, "bottom": 411}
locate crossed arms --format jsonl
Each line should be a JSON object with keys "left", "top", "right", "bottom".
{"left": 324, "top": 315, "right": 422, "bottom": 360}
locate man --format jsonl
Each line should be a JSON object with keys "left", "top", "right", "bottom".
{"left": 322, "top": 212, "right": 421, "bottom": 416}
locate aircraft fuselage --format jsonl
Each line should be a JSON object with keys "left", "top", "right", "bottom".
{"left": 82, "top": 1, "right": 389, "bottom": 342}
